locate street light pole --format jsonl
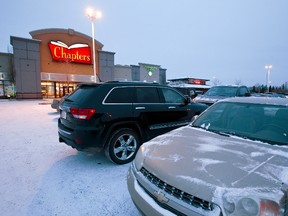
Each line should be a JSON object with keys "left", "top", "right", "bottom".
{"left": 265, "top": 65, "right": 272, "bottom": 92}
{"left": 86, "top": 8, "right": 102, "bottom": 83}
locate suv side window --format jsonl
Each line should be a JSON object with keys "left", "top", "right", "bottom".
{"left": 104, "top": 87, "right": 134, "bottom": 103}
{"left": 161, "top": 88, "right": 185, "bottom": 103}
{"left": 136, "top": 87, "right": 160, "bottom": 103}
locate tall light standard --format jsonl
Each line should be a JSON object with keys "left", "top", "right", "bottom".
{"left": 86, "top": 8, "right": 102, "bottom": 83}
{"left": 265, "top": 65, "right": 272, "bottom": 92}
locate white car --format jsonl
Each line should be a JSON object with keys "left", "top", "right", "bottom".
{"left": 127, "top": 97, "right": 288, "bottom": 216}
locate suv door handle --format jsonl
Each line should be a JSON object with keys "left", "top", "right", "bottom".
{"left": 136, "top": 107, "right": 146, "bottom": 110}
{"left": 168, "top": 106, "right": 176, "bottom": 109}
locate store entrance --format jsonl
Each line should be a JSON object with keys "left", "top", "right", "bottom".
{"left": 41, "top": 81, "right": 77, "bottom": 98}
{"left": 61, "top": 86, "right": 74, "bottom": 97}
{"left": 56, "top": 82, "right": 77, "bottom": 98}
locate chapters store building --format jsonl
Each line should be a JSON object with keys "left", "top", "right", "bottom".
{"left": 1, "top": 28, "right": 166, "bottom": 99}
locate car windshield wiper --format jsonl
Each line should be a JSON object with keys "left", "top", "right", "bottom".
{"left": 235, "top": 134, "right": 277, "bottom": 144}
{"left": 222, "top": 132, "right": 268, "bottom": 143}
{"left": 192, "top": 125, "right": 231, "bottom": 137}
{"left": 207, "top": 129, "right": 231, "bottom": 137}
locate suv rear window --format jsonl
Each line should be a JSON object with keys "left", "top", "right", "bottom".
{"left": 67, "top": 85, "right": 98, "bottom": 103}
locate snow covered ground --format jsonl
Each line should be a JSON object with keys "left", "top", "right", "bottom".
{"left": 0, "top": 99, "right": 140, "bottom": 216}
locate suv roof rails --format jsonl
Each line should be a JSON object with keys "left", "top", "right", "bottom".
{"left": 104, "top": 81, "right": 160, "bottom": 85}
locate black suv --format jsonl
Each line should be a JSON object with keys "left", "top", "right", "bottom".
{"left": 58, "top": 82, "right": 208, "bottom": 164}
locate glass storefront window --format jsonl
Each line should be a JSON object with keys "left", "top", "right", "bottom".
{"left": 0, "top": 83, "right": 4, "bottom": 97}
{"left": 0, "top": 81, "right": 15, "bottom": 98}
{"left": 41, "top": 81, "right": 77, "bottom": 98}
{"left": 56, "top": 82, "right": 77, "bottom": 97}
{"left": 41, "top": 82, "right": 55, "bottom": 98}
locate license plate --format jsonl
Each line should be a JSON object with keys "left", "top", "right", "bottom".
{"left": 61, "top": 111, "right": 67, "bottom": 119}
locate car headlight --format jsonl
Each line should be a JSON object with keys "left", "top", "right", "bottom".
{"left": 134, "top": 145, "right": 145, "bottom": 171}
{"left": 236, "top": 198, "right": 258, "bottom": 215}
{"left": 223, "top": 196, "right": 281, "bottom": 216}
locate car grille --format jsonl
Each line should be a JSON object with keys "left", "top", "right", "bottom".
{"left": 140, "top": 167, "right": 214, "bottom": 212}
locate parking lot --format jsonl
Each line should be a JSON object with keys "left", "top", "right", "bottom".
{"left": 0, "top": 100, "right": 140, "bottom": 216}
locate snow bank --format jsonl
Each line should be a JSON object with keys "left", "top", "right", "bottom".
{"left": 0, "top": 100, "right": 140, "bottom": 216}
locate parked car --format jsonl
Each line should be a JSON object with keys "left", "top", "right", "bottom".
{"left": 127, "top": 97, "right": 288, "bottom": 215}
{"left": 51, "top": 99, "right": 60, "bottom": 111}
{"left": 58, "top": 81, "right": 208, "bottom": 164}
{"left": 193, "top": 85, "right": 250, "bottom": 106}
{"left": 252, "top": 92, "right": 286, "bottom": 98}
{"left": 51, "top": 95, "right": 68, "bottom": 112}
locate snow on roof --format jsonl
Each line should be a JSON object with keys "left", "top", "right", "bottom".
{"left": 168, "top": 82, "right": 211, "bottom": 89}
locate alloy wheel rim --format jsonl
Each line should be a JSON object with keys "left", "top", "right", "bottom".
{"left": 114, "top": 134, "right": 137, "bottom": 160}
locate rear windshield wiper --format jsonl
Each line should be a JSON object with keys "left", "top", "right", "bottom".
{"left": 64, "top": 98, "right": 73, "bottom": 102}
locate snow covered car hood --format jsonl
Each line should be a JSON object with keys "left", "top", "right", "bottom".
{"left": 139, "top": 126, "right": 288, "bottom": 203}
{"left": 194, "top": 95, "right": 227, "bottom": 105}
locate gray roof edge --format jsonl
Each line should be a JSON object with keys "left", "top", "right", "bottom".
{"left": 10, "top": 35, "right": 41, "bottom": 44}
{"left": 29, "top": 28, "right": 103, "bottom": 48}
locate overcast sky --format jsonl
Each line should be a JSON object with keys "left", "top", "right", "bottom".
{"left": 1, "top": 0, "right": 287, "bottom": 86}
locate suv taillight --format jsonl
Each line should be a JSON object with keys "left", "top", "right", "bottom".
{"left": 70, "top": 108, "right": 96, "bottom": 120}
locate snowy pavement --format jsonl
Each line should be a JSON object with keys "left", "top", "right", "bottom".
{"left": 0, "top": 100, "right": 140, "bottom": 216}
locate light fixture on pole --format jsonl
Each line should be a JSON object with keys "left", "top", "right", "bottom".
{"left": 86, "top": 8, "right": 102, "bottom": 83}
{"left": 265, "top": 65, "right": 272, "bottom": 92}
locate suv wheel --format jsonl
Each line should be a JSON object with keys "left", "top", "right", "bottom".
{"left": 105, "top": 128, "right": 140, "bottom": 164}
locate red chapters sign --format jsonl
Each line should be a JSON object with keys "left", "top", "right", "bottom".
{"left": 48, "top": 41, "right": 92, "bottom": 64}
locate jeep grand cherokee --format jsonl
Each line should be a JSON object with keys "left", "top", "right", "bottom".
{"left": 58, "top": 81, "right": 208, "bottom": 164}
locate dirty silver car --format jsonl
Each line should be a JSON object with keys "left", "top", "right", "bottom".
{"left": 127, "top": 97, "right": 288, "bottom": 216}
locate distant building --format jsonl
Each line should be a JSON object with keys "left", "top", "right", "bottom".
{"left": 0, "top": 28, "right": 166, "bottom": 99}
{"left": 114, "top": 63, "right": 166, "bottom": 84}
{"left": 0, "top": 52, "right": 14, "bottom": 98}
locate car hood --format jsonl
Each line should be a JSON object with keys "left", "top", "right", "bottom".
{"left": 195, "top": 95, "right": 227, "bottom": 104}
{"left": 140, "top": 126, "right": 288, "bottom": 203}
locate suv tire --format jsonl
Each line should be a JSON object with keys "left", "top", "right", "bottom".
{"left": 105, "top": 128, "right": 140, "bottom": 164}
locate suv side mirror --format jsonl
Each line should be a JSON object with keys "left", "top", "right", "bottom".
{"left": 189, "top": 90, "right": 197, "bottom": 99}
{"left": 184, "top": 95, "right": 191, "bottom": 105}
